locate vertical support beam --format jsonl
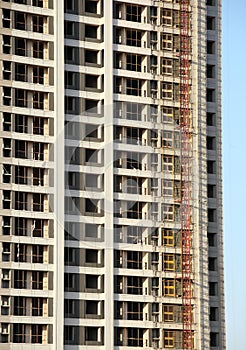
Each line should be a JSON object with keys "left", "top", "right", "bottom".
{"left": 104, "top": 1, "right": 114, "bottom": 349}
{"left": 54, "top": 0, "right": 64, "bottom": 348}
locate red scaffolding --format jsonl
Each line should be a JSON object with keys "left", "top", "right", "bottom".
{"left": 180, "top": 0, "right": 193, "bottom": 349}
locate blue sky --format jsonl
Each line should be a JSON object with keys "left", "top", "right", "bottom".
{"left": 223, "top": 1, "right": 246, "bottom": 348}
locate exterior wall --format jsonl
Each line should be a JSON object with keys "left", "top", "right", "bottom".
{"left": 0, "top": 0, "right": 225, "bottom": 349}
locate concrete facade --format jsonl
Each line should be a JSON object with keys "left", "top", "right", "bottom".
{"left": 0, "top": 0, "right": 225, "bottom": 349}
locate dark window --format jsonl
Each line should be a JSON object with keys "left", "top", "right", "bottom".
{"left": 208, "top": 257, "right": 217, "bottom": 271}
{"left": 15, "top": 12, "right": 26, "bottom": 30}
{"left": 208, "top": 208, "right": 216, "bottom": 222}
{"left": 33, "top": 41, "right": 44, "bottom": 59}
{"left": 207, "top": 16, "right": 215, "bottom": 30}
{"left": 15, "top": 89, "right": 27, "bottom": 107}
{"left": 15, "top": 38, "right": 26, "bottom": 56}
{"left": 207, "top": 40, "right": 215, "bottom": 54}
{"left": 33, "top": 92, "right": 44, "bottom": 109}
{"left": 126, "top": 5, "right": 141, "bottom": 22}
{"left": 207, "top": 136, "right": 216, "bottom": 150}
{"left": 85, "top": 25, "right": 98, "bottom": 39}
{"left": 207, "top": 88, "right": 215, "bottom": 102}
{"left": 13, "top": 324, "right": 26, "bottom": 343}
{"left": 208, "top": 232, "right": 217, "bottom": 247}
{"left": 15, "top": 63, "right": 27, "bottom": 82}
{"left": 210, "top": 332, "right": 219, "bottom": 347}
{"left": 207, "top": 64, "right": 215, "bottom": 78}
{"left": 33, "top": 16, "right": 43, "bottom": 33}
{"left": 15, "top": 114, "right": 28, "bottom": 133}
{"left": 207, "top": 112, "right": 216, "bottom": 126}
{"left": 126, "top": 54, "right": 141, "bottom": 71}
{"left": 209, "top": 282, "right": 218, "bottom": 296}
{"left": 207, "top": 160, "right": 216, "bottom": 174}
{"left": 33, "top": 67, "right": 44, "bottom": 84}
{"left": 126, "top": 29, "right": 142, "bottom": 47}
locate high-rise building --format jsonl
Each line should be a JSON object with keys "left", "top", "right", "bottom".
{"left": 0, "top": 0, "right": 225, "bottom": 349}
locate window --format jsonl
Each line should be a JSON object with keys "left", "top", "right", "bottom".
{"left": 15, "top": 63, "right": 27, "bottom": 82}
{"left": 210, "top": 332, "right": 219, "bottom": 347}
{"left": 3, "top": 61, "right": 11, "bottom": 80}
{"left": 207, "top": 160, "right": 216, "bottom": 174}
{"left": 127, "top": 251, "right": 142, "bottom": 269}
{"left": 33, "top": 92, "right": 44, "bottom": 109}
{"left": 15, "top": 217, "right": 28, "bottom": 236}
{"left": 14, "top": 243, "right": 27, "bottom": 262}
{"left": 3, "top": 35, "right": 11, "bottom": 54}
{"left": 32, "top": 298, "right": 43, "bottom": 316}
{"left": 163, "top": 279, "right": 175, "bottom": 296}
{"left": 33, "top": 41, "right": 44, "bottom": 59}
{"left": 210, "top": 307, "right": 218, "bottom": 321}
{"left": 2, "top": 9, "right": 11, "bottom": 28}
{"left": 33, "top": 193, "right": 44, "bottom": 211}
{"left": 32, "top": 0, "right": 43, "bottom": 6}
{"left": 31, "top": 324, "right": 42, "bottom": 343}
{"left": 207, "top": 136, "right": 216, "bottom": 150}
{"left": 163, "top": 229, "right": 175, "bottom": 246}
{"left": 162, "top": 9, "right": 172, "bottom": 26}
{"left": 208, "top": 232, "right": 217, "bottom": 247}
{"left": 33, "top": 168, "right": 44, "bottom": 186}
{"left": 3, "top": 113, "right": 11, "bottom": 132}
{"left": 85, "top": 25, "right": 98, "bottom": 39}
{"left": 163, "top": 305, "right": 174, "bottom": 322}
{"left": 207, "top": 40, "right": 215, "bottom": 54}
{"left": 32, "top": 271, "right": 43, "bottom": 289}
{"left": 208, "top": 208, "right": 216, "bottom": 222}
{"left": 207, "top": 16, "right": 215, "bottom": 30}
{"left": 33, "top": 117, "right": 44, "bottom": 135}
{"left": 85, "top": 1, "right": 99, "bottom": 14}
{"left": 15, "top": 192, "right": 28, "bottom": 210}
{"left": 164, "top": 331, "right": 175, "bottom": 348}
{"left": 126, "top": 5, "right": 141, "bottom": 22}
{"left": 14, "top": 270, "right": 27, "bottom": 289}
{"left": 32, "top": 219, "right": 44, "bottom": 237}
{"left": 207, "top": 0, "right": 215, "bottom": 5}
{"left": 14, "top": 296, "right": 26, "bottom": 316}
{"left": 65, "top": 20, "right": 75, "bottom": 37}
{"left": 15, "top": 12, "right": 26, "bottom": 30}
{"left": 126, "top": 29, "right": 142, "bottom": 47}
{"left": 15, "top": 89, "right": 27, "bottom": 107}
{"left": 126, "top": 54, "right": 141, "bottom": 72}
{"left": 208, "top": 257, "right": 217, "bottom": 271}
{"left": 13, "top": 324, "right": 26, "bottom": 343}
{"left": 127, "top": 276, "right": 142, "bottom": 295}
{"left": 15, "top": 38, "right": 26, "bottom": 56}
{"left": 207, "top": 88, "right": 215, "bottom": 102}
{"left": 65, "top": 46, "right": 75, "bottom": 62}
{"left": 15, "top": 114, "right": 28, "bottom": 133}
{"left": 85, "top": 327, "right": 98, "bottom": 342}
{"left": 33, "top": 67, "right": 44, "bottom": 84}
{"left": 209, "top": 282, "right": 218, "bottom": 296}
{"left": 162, "top": 58, "right": 173, "bottom": 75}
{"left": 162, "top": 83, "right": 172, "bottom": 99}
{"left": 207, "top": 184, "right": 216, "bottom": 198}
{"left": 33, "top": 16, "right": 43, "bottom": 33}
{"left": 162, "top": 33, "right": 172, "bottom": 50}
{"left": 128, "top": 328, "right": 143, "bottom": 347}
{"left": 207, "top": 112, "right": 216, "bottom": 126}
{"left": 32, "top": 245, "right": 44, "bottom": 263}
{"left": 64, "top": 0, "right": 75, "bottom": 13}
{"left": 126, "top": 79, "right": 142, "bottom": 96}
{"left": 33, "top": 141, "right": 44, "bottom": 160}
{"left": 15, "top": 166, "right": 28, "bottom": 185}
{"left": 207, "top": 64, "right": 215, "bottom": 78}
{"left": 85, "top": 74, "right": 98, "bottom": 89}
{"left": 164, "top": 254, "right": 175, "bottom": 271}
{"left": 85, "top": 49, "right": 98, "bottom": 64}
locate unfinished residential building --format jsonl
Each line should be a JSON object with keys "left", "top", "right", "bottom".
{"left": 0, "top": 0, "right": 225, "bottom": 349}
